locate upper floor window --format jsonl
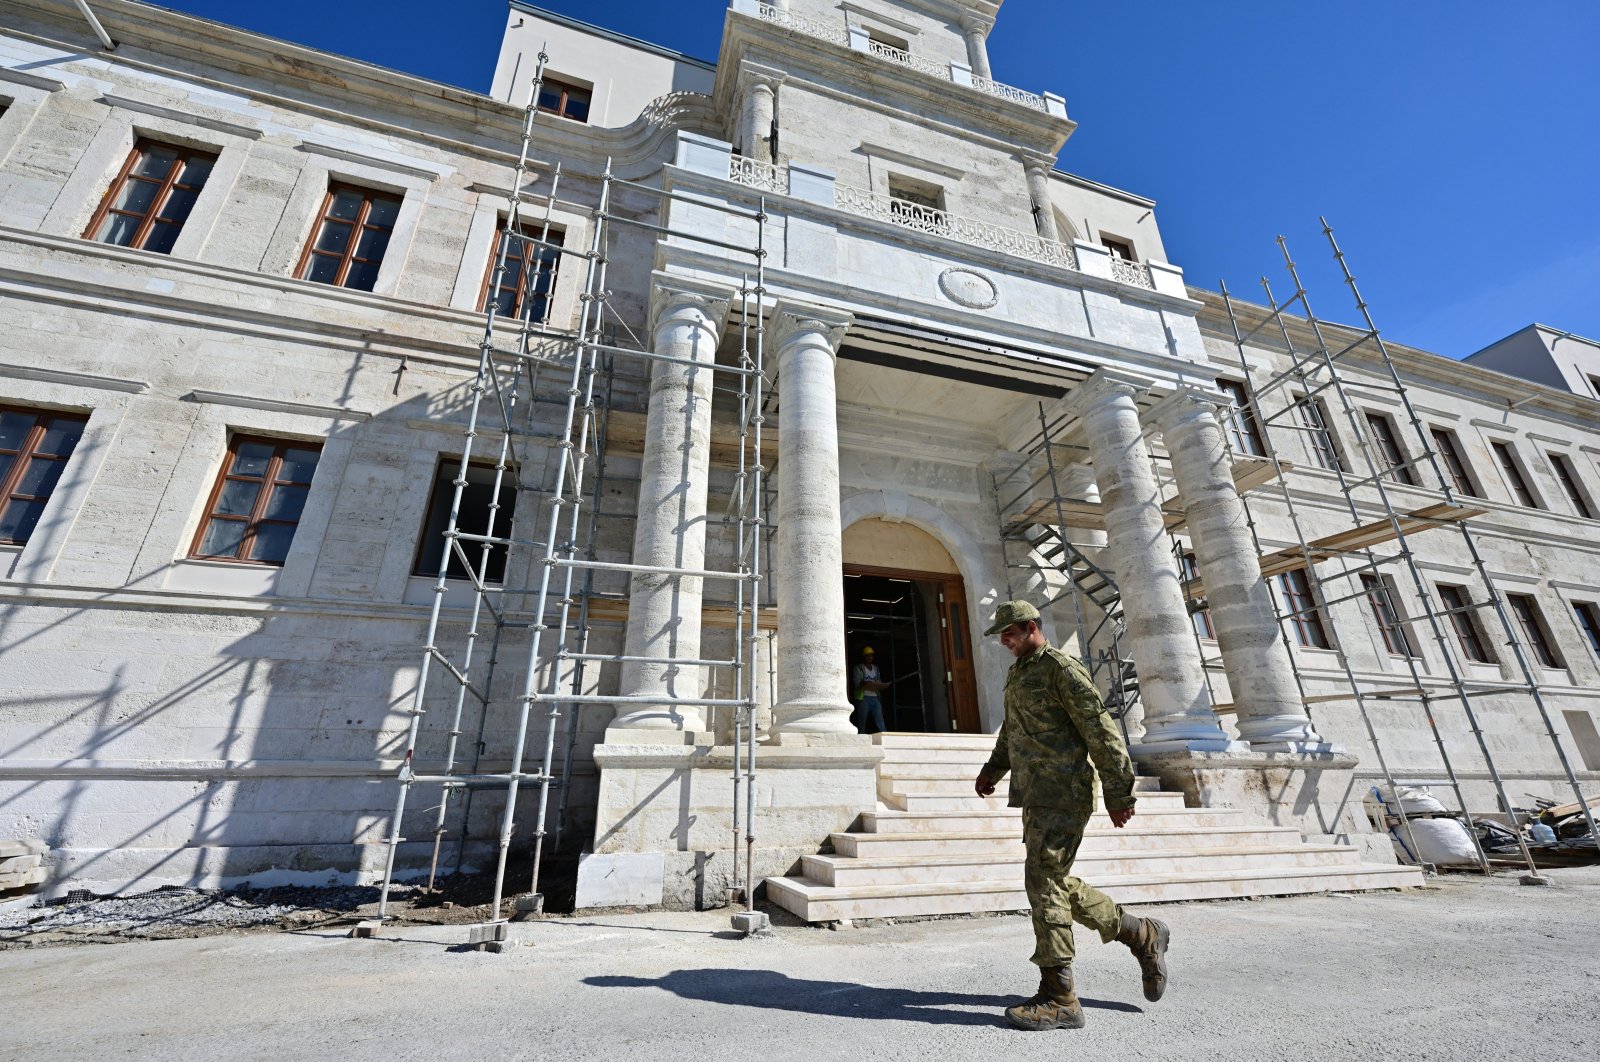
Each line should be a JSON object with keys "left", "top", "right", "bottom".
{"left": 1364, "top": 411, "right": 1416, "bottom": 486}
{"left": 1490, "top": 441, "right": 1540, "bottom": 509}
{"left": 1438, "top": 583, "right": 1493, "bottom": 664}
{"left": 0, "top": 406, "right": 88, "bottom": 545}
{"left": 414, "top": 460, "right": 519, "bottom": 583}
{"left": 297, "top": 184, "right": 401, "bottom": 292}
{"left": 1101, "top": 235, "right": 1136, "bottom": 261}
{"left": 481, "top": 224, "right": 564, "bottom": 324}
{"left": 1277, "top": 570, "right": 1331, "bottom": 649}
{"left": 1547, "top": 452, "right": 1595, "bottom": 519}
{"left": 191, "top": 436, "right": 322, "bottom": 566}
{"left": 1295, "top": 393, "right": 1344, "bottom": 472}
{"left": 85, "top": 139, "right": 216, "bottom": 254}
{"left": 1573, "top": 601, "right": 1600, "bottom": 657}
{"left": 1506, "top": 593, "right": 1562, "bottom": 669}
{"left": 1431, "top": 428, "right": 1478, "bottom": 498}
{"left": 1179, "top": 551, "right": 1215, "bottom": 641}
{"left": 866, "top": 29, "right": 912, "bottom": 57}
{"left": 1361, "top": 573, "right": 1417, "bottom": 657}
{"left": 537, "top": 76, "right": 591, "bottom": 123}
{"left": 1217, "top": 379, "right": 1266, "bottom": 457}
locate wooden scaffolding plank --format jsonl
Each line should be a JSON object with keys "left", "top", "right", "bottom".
{"left": 583, "top": 598, "right": 777, "bottom": 631}
{"left": 1008, "top": 459, "right": 1293, "bottom": 535}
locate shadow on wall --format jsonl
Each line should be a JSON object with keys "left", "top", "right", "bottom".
{"left": 0, "top": 380, "right": 617, "bottom": 899}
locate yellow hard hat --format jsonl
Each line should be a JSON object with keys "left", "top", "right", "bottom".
{"left": 862, "top": 646, "right": 875, "bottom": 654}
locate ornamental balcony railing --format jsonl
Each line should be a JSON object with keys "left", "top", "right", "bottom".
{"left": 832, "top": 181, "right": 1079, "bottom": 271}
{"left": 1109, "top": 254, "right": 1154, "bottom": 289}
{"left": 729, "top": 154, "right": 787, "bottom": 194}
{"left": 750, "top": 2, "right": 1054, "bottom": 114}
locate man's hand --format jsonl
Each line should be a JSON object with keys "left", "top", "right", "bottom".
{"left": 1109, "top": 807, "right": 1136, "bottom": 828}
{"left": 974, "top": 772, "right": 996, "bottom": 798}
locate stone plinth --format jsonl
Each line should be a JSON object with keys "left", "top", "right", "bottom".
{"left": 577, "top": 739, "right": 881, "bottom": 909}
{"left": 1138, "top": 749, "right": 1396, "bottom": 865}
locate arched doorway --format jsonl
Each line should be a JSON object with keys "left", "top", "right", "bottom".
{"left": 841, "top": 519, "right": 981, "bottom": 733}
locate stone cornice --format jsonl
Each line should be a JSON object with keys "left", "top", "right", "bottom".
{"left": 649, "top": 274, "right": 738, "bottom": 337}
{"left": 769, "top": 299, "right": 855, "bottom": 354}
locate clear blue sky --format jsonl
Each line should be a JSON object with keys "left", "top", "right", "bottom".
{"left": 148, "top": 1, "right": 1600, "bottom": 360}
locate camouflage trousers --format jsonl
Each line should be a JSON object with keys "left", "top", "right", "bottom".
{"left": 1022, "top": 806, "right": 1123, "bottom": 967}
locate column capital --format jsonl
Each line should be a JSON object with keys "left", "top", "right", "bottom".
{"left": 649, "top": 275, "right": 735, "bottom": 337}
{"left": 737, "top": 63, "right": 787, "bottom": 95}
{"left": 1022, "top": 156, "right": 1054, "bottom": 179}
{"left": 1145, "top": 385, "right": 1230, "bottom": 435}
{"left": 1059, "top": 368, "right": 1153, "bottom": 419}
{"left": 770, "top": 299, "right": 853, "bottom": 356}
{"left": 961, "top": 14, "right": 995, "bottom": 35}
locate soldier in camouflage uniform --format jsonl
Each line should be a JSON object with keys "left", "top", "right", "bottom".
{"left": 974, "top": 600, "right": 1171, "bottom": 1031}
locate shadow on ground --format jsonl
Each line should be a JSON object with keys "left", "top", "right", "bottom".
{"left": 586, "top": 968, "right": 1142, "bottom": 1027}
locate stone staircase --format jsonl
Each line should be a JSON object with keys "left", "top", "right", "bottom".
{"left": 765, "top": 734, "right": 1422, "bottom": 922}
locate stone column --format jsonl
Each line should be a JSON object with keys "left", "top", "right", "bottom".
{"left": 770, "top": 302, "right": 857, "bottom": 736}
{"left": 738, "top": 74, "right": 780, "bottom": 164}
{"left": 961, "top": 17, "right": 994, "bottom": 80}
{"left": 1151, "top": 389, "right": 1332, "bottom": 752}
{"left": 612, "top": 279, "right": 732, "bottom": 734}
{"left": 1065, "top": 372, "right": 1243, "bottom": 755}
{"left": 1024, "top": 160, "right": 1059, "bottom": 242}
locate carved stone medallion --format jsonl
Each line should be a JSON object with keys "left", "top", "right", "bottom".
{"left": 938, "top": 267, "right": 999, "bottom": 310}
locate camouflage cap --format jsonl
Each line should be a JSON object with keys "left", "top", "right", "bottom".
{"left": 984, "top": 599, "right": 1041, "bottom": 636}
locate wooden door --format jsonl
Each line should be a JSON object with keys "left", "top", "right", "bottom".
{"left": 936, "top": 579, "right": 982, "bottom": 733}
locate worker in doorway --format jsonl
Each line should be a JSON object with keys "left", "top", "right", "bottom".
{"left": 850, "top": 645, "right": 889, "bottom": 734}
{"left": 974, "top": 600, "right": 1170, "bottom": 1032}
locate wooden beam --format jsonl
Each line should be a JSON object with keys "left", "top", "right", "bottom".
{"left": 1009, "top": 459, "right": 1295, "bottom": 534}
{"left": 1255, "top": 504, "right": 1487, "bottom": 583}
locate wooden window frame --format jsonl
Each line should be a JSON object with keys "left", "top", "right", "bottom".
{"left": 1364, "top": 411, "right": 1417, "bottom": 486}
{"left": 1573, "top": 601, "right": 1600, "bottom": 658}
{"left": 1547, "top": 452, "right": 1595, "bottom": 519}
{"left": 82, "top": 138, "right": 217, "bottom": 253}
{"left": 295, "top": 183, "right": 402, "bottom": 291}
{"left": 1178, "top": 550, "right": 1216, "bottom": 641}
{"left": 1430, "top": 428, "right": 1478, "bottom": 498}
{"left": 1506, "top": 593, "right": 1562, "bottom": 669}
{"left": 1218, "top": 379, "right": 1266, "bottom": 458}
{"left": 1361, "top": 574, "right": 1417, "bottom": 657}
{"left": 1438, "top": 584, "right": 1492, "bottom": 664}
{"left": 536, "top": 76, "right": 592, "bottom": 123}
{"left": 190, "top": 435, "right": 321, "bottom": 567}
{"left": 0, "top": 405, "right": 89, "bottom": 545}
{"left": 1277, "top": 570, "right": 1331, "bottom": 649}
{"left": 478, "top": 223, "right": 564, "bottom": 324}
{"left": 1296, "top": 393, "right": 1344, "bottom": 471}
{"left": 1490, "top": 441, "right": 1540, "bottom": 509}
{"left": 1100, "top": 234, "right": 1136, "bottom": 261}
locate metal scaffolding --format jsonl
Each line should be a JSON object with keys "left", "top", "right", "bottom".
{"left": 371, "top": 54, "right": 774, "bottom": 935}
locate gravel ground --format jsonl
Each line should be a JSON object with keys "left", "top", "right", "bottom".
{"left": 2, "top": 869, "right": 1597, "bottom": 1061}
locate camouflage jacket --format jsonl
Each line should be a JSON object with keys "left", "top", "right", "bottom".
{"left": 981, "top": 644, "right": 1137, "bottom": 817}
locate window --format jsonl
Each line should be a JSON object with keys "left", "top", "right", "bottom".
{"left": 1361, "top": 574, "right": 1417, "bottom": 657}
{"left": 1547, "top": 452, "right": 1595, "bottom": 519}
{"left": 481, "top": 224, "right": 563, "bottom": 324}
{"left": 1101, "top": 235, "right": 1136, "bottom": 261}
{"left": 1364, "top": 411, "right": 1417, "bottom": 486}
{"left": 866, "top": 29, "right": 912, "bottom": 55}
{"left": 1506, "top": 593, "right": 1562, "bottom": 669}
{"left": 1179, "top": 551, "right": 1215, "bottom": 640}
{"left": 888, "top": 175, "right": 944, "bottom": 210}
{"left": 1295, "top": 393, "right": 1344, "bottom": 471}
{"left": 0, "top": 407, "right": 88, "bottom": 545}
{"left": 1490, "top": 441, "right": 1540, "bottom": 508}
{"left": 296, "top": 184, "right": 401, "bottom": 292}
{"left": 414, "top": 461, "right": 519, "bottom": 583}
{"left": 1277, "top": 570, "right": 1331, "bottom": 649}
{"left": 84, "top": 139, "right": 216, "bottom": 254}
{"left": 1430, "top": 428, "right": 1478, "bottom": 498}
{"left": 1438, "top": 584, "right": 1493, "bottom": 664}
{"left": 191, "top": 437, "right": 322, "bottom": 566}
{"left": 1572, "top": 602, "right": 1600, "bottom": 657}
{"left": 1217, "top": 379, "right": 1266, "bottom": 457}
{"left": 537, "top": 76, "right": 591, "bottom": 123}
{"left": 1587, "top": 375, "right": 1600, "bottom": 401}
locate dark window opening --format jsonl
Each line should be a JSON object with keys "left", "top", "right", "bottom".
{"left": 1431, "top": 428, "right": 1478, "bottom": 498}
{"left": 537, "top": 76, "right": 592, "bottom": 123}
{"left": 481, "top": 224, "right": 564, "bottom": 324}
{"left": 1507, "top": 593, "right": 1562, "bottom": 669}
{"left": 1218, "top": 379, "right": 1266, "bottom": 457}
{"left": 1490, "top": 441, "right": 1540, "bottom": 508}
{"left": 1179, "top": 551, "right": 1215, "bottom": 640}
{"left": 84, "top": 139, "right": 216, "bottom": 254}
{"left": 1364, "top": 411, "right": 1417, "bottom": 486}
{"left": 296, "top": 184, "right": 401, "bottom": 292}
{"left": 1296, "top": 394, "right": 1344, "bottom": 471}
{"left": 1438, "top": 584, "right": 1493, "bottom": 664}
{"left": 191, "top": 436, "right": 322, "bottom": 566}
{"left": 1548, "top": 452, "right": 1594, "bottom": 519}
{"left": 1278, "top": 570, "right": 1331, "bottom": 649}
{"left": 1101, "top": 235, "right": 1135, "bottom": 261}
{"left": 1571, "top": 601, "right": 1600, "bottom": 657}
{"left": 0, "top": 406, "right": 88, "bottom": 545}
{"left": 1362, "top": 574, "right": 1417, "bottom": 657}
{"left": 415, "top": 461, "right": 519, "bottom": 583}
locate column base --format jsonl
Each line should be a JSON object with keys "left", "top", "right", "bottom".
{"left": 1131, "top": 737, "right": 1252, "bottom": 757}
{"left": 771, "top": 698, "right": 857, "bottom": 736}
{"left": 1235, "top": 712, "right": 1338, "bottom": 752}
{"left": 602, "top": 728, "right": 715, "bottom": 746}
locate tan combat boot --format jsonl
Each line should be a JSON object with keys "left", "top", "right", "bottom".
{"left": 1117, "top": 911, "right": 1170, "bottom": 1002}
{"left": 1004, "top": 965, "right": 1085, "bottom": 1031}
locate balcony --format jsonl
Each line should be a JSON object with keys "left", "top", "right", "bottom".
{"left": 732, "top": 1, "right": 1066, "bottom": 117}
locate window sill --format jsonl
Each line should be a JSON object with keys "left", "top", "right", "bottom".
{"left": 164, "top": 558, "right": 280, "bottom": 597}
{"left": 0, "top": 543, "right": 23, "bottom": 580}
{"left": 403, "top": 575, "right": 504, "bottom": 608}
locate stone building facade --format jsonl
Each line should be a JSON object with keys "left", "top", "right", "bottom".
{"left": 1, "top": 0, "right": 1597, "bottom": 906}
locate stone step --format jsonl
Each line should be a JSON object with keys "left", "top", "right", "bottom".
{"left": 830, "top": 823, "right": 1304, "bottom": 858}
{"left": 862, "top": 807, "right": 1244, "bottom": 834}
{"left": 765, "top": 864, "right": 1424, "bottom": 923}
{"left": 884, "top": 789, "right": 1189, "bottom": 812}
{"left": 874, "top": 733, "right": 1001, "bottom": 749}
{"left": 874, "top": 748, "right": 998, "bottom": 765}
{"left": 802, "top": 843, "right": 1366, "bottom": 887}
